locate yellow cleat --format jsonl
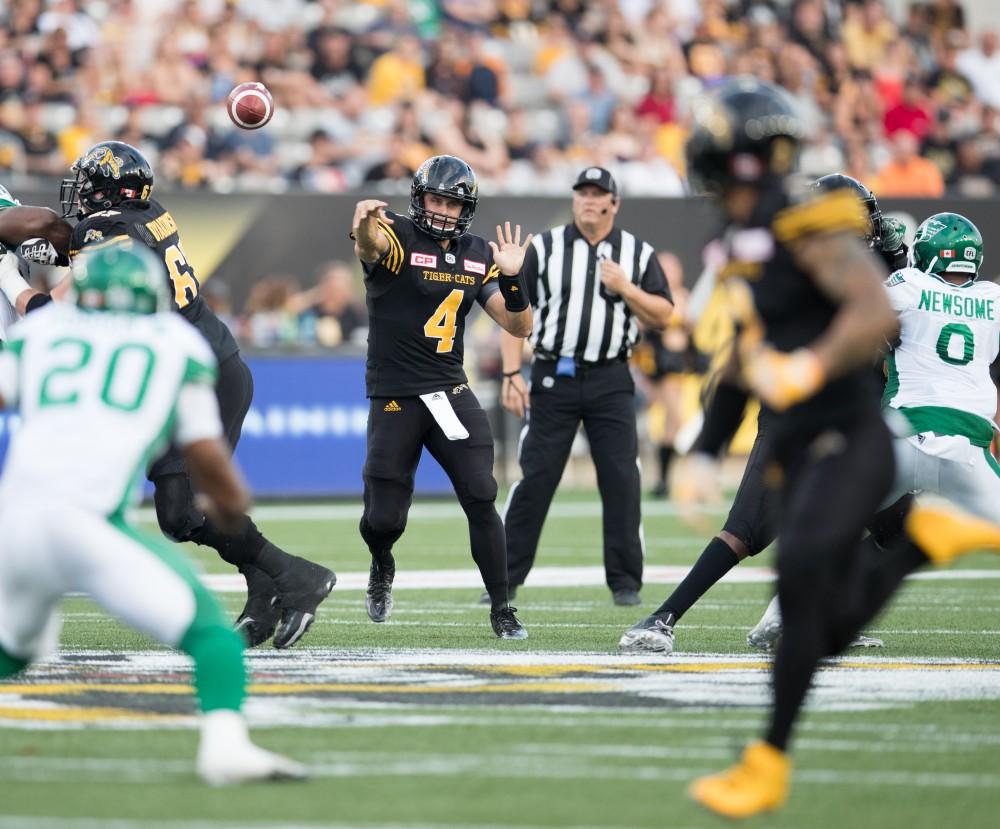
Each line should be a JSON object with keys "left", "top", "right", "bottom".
{"left": 688, "top": 740, "right": 790, "bottom": 820}
{"left": 906, "top": 502, "right": 1000, "bottom": 565}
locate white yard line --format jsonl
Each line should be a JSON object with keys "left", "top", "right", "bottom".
{"left": 195, "top": 565, "right": 1000, "bottom": 593}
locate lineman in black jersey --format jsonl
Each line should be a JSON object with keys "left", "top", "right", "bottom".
{"left": 352, "top": 154, "right": 533, "bottom": 639}
{"left": 61, "top": 141, "right": 334, "bottom": 649}
{"left": 619, "top": 174, "right": 908, "bottom": 656}
{"left": 674, "top": 80, "right": 1000, "bottom": 820}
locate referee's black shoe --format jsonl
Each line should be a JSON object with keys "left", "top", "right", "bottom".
{"left": 234, "top": 564, "right": 281, "bottom": 647}
{"left": 491, "top": 606, "right": 528, "bottom": 639}
{"left": 272, "top": 558, "right": 336, "bottom": 649}
{"left": 366, "top": 557, "right": 395, "bottom": 622}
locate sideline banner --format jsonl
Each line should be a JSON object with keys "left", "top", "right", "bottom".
{"left": 0, "top": 354, "right": 453, "bottom": 499}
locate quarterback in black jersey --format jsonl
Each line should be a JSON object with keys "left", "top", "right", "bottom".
{"left": 676, "top": 80, "right": 1000, "bottom": 820}
{"left": 62, "top": 141, "right": 334, "bottom": 649}
{"left": 353, "top": 154, "right": 533, "bottom": 639}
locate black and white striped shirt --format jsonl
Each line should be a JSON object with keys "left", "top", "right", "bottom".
{"left": 523, "top": 224, "right": 671, "bottom": 363}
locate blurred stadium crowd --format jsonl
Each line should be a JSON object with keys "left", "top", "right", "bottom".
{"left": 1, "top": 0, "right": 999, "bottom": 198}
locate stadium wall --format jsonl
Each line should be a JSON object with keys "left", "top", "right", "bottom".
{"left": 22, "top": 191, "right": 1000, "bottom": 307}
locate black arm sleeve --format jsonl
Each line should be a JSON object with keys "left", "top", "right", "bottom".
{"left": 690, "top": 379, "right": 751, "bottom": 457}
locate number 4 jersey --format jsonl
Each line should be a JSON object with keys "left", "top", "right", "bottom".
{"left": 0, "top": 304, "right": 222, "bottom": 516}
{"left": 363, "top": 210, "right": 502, "bottom": 397}
{"left": 69, "top": 199, "right": 239, "bottom": 363}
{"left": 884, "top": 267, "right": 1000, "bottom": 434}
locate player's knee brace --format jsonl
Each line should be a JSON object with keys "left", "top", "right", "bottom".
{"left": 153, "top": 474, "right": 204, "bottom": 542}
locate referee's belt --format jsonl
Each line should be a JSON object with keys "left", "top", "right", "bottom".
{"left": 534, "top": 354, "right": 627, "bottom": 367}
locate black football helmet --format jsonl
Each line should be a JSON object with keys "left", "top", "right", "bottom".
{"left": 685, "top": 77, "right": 805, "bottom": 196}
{"left": 813, "top": 173, "right": 883, "bottom": 247}
{"left": 60, "top": 141, "right": 154, "bottom": 218}
{"left": 409, "top": 155, "right": 478, "bottom": 240}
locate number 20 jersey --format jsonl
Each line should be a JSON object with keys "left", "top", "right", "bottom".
{"left": 363, "top": 211, "right": 501, "bottom": 397}
{"left": 0, "top": 304, "right": 219, "bottom": 516}
{"left": 884, "top": 267, "right": 1000, "bottom": 422}
{"left": 70, "top": 199, "right": 239, "bottom": 363}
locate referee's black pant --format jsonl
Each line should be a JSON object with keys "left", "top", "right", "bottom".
{"left": 505, "top": 359, "right": 643, "bottom": 593}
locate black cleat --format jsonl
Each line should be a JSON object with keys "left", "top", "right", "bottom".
{"left": 271, "top": 558, "right": 336, "bottom": 649}
{"left": 618, "top": 612, "right": 676, "bottom": 654}
{"left": 366, "top": 558, "right": 395, "bottom": 623}
{"left": 478, "top": 585, "right": 517, "bottom": 605}
{"left": 490, "top": 606, "right": 528, "bottom": 640}
{"left": 234, "top": 565, "right": 282, "bottom": 647}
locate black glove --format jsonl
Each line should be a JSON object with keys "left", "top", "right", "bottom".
{"left": 18, "top": 237, "right": 68, "bottom": 267}
{"left": 498, "top": 271, "right": 529, "bottom": 312}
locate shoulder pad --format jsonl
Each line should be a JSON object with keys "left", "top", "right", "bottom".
{"left": 772, "top": 188, "right": 870, "bottom": 244}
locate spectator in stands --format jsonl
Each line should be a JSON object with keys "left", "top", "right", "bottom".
{"left": 957, "top": 31, "right": 1000, "bottom": 110}
{"left": 884, "top": 75, "right": 933, "bottom": 139}
{"left": 842, "top": 0, "right": 897, "bottom": 71}
{"left": 635, "top": 67, "right": 677, "bottom": 126}
{"left": 877, "top": 129, "right": 946, "bottom": 196}
{"left": 15, "top": 96, "right": 61, "bottom": 177}
{"left": 293, "top": 262, "right": 367, "bottom": 348}
{"left": 242, "top": 275, "right": 302, "bottom": 348}
{"left": 367, "top": 34, "right": 425, "bottom": 107}
{"left": 921, "top": 108, "right": 960, "bottom": 181}
{"left": 946, "top": 138, "right": 1000, "bottom": 198}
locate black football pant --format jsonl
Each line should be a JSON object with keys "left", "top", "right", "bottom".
{"left": 765, "top": 414, "right": 926, "bottom": 751}
{"left": 505, "top": 360, "right": 643, "bottom": 593}
{"left": 149, "top": 353, "right": 293, "bottom": 583}
{"left": 360, "top": 387, "right": 509, "bottom": 608}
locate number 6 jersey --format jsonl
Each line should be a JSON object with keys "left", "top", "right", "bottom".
{"left": 362, "top": 210, "right": 502, "bottom": 397}
{"left": 884, "top": 267, "right": 1000, "bottom": 429}
{"left": 0, "top": 303, "right": 221, "bottom": 516}
{"left": 70, "top": 199, "right": 239, "bottom": 363}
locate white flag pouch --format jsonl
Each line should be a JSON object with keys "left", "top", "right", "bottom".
{"left": 419, "top": 391, "right": 470, "bottom": 440}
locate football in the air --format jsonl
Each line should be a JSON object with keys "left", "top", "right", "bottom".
{"left": 226, "top": 82, "right": 274, "bottom": 130}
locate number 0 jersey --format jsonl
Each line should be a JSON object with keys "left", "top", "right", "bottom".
{"left": 0, "top": 304, "right": 222, "bottom": 517}
{"left": 70, "top": 199, "right": 239, "bottom": 363}
{"left": 884, "top": 267, "right": 1000, "bottom": 434}
{"left": 363, "top": 211, "right": 502, "bottom": 397}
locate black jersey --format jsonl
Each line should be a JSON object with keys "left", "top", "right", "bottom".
{"left": 362, "top": 210, "right": 501, "bottom": 397}
{"left": 69, "top": 199, "right": 239, "bottom": 362}
{"left": 719, "top": 183, "right": 880, "bottom": 438}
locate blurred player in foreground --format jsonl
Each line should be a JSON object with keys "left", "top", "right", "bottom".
{"left": 681, "top": 77, "right": 1000, "bottom": 820}
{"left": 0, "top": 245, "right": 305, "bottom": 785}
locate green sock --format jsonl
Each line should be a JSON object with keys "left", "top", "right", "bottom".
{"left": 180, "top": 622, "right": 247, "bottom": 712}
{"left": 0, "top": 644, "right": 28, "bottom": 677}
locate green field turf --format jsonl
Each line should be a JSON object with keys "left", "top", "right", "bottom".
{"left": 1, "top": 489, "right": 999, "bottom": 829}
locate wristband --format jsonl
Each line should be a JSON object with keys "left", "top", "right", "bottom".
{"left": 498, "top": 272, "right": 529, "bottom": 312}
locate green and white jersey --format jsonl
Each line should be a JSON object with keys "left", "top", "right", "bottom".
{"left": 0, "top": 304, "right": 222, "bottom": 516}
{"left": 0, "top": 183, "right": 22, "bottom": 340}
{"left": 884, "top": 266, "right": 1000, "bottom": 445}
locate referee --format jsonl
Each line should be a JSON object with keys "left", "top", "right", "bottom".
{"left": 497, "top": 167, "right": 674, "bottom": 605}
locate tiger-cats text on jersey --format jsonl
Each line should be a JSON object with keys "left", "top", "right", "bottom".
{"left": 70, "top": 199, "right": 239, "bottom": 363}
{"left": 363, "top": 210, "right": 501, "bottom": 397}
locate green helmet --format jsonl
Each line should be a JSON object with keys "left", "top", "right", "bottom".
{"left": 72, "top": 243, "right": 169, "bottom": 314}
{"left": 912, "top": 212, "right": 984, "bottom": 279}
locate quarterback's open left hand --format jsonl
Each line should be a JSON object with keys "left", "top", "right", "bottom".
{"left": 18, "top": 238, "right": 60, "bottom": 266}
{"left": 744, "top": 346, "right": 825, "bottom": 411}
{"left": 489, "top": 221, "right": 533, "bottom": 276}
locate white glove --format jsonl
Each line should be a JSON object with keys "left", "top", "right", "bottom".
{"left": 18, "top": 237, "right": 60, "bottom": 266}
